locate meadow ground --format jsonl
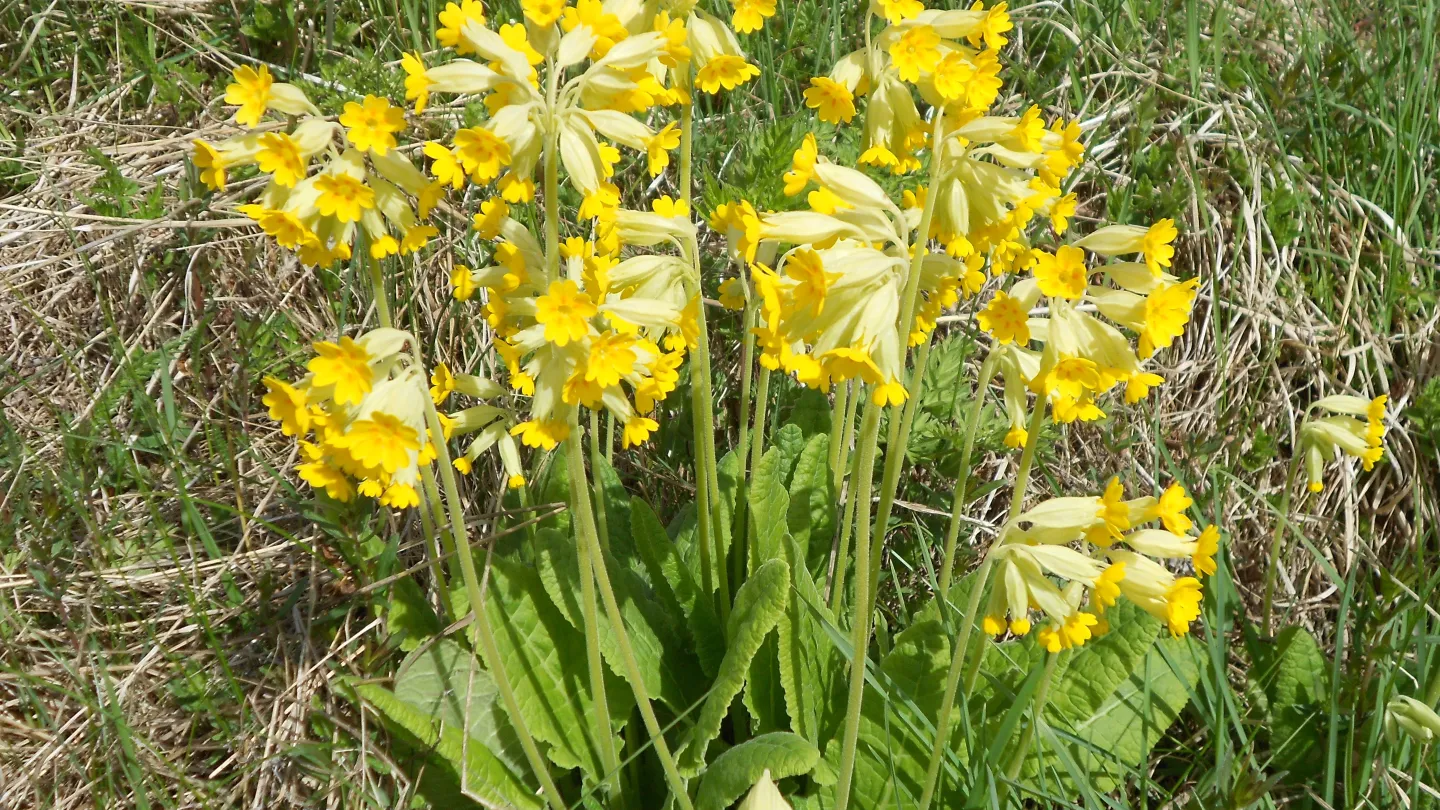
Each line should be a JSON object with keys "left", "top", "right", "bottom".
{"left": 1, "top": 0, "right": 1437, "bottom": 807}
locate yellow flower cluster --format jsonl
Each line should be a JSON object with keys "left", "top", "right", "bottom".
{"left": 196, "top": 68, "right": 440, "bottom": 268}
{"left": 1300, "top": 394, "right": 1388, "bottom": 491}
{"left": 982, "top": 478, "right": 1219, "bottom": 649}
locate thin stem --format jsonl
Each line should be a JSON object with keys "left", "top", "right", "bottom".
{"left": 1261, "top": 452, "right": 1303, "bottom": 637}
{"left": 417, "top": 466, "right": 458, "bottom": 621}
{"left": 590, "top": 408, "right": 610, "bottom": 552}
{"left": 829, "top": 422, "right": 864, "bottom": 612}
{"left": 566, "top": 430, "right": 695, "bottom": 810}
{"left": 828, "top": 379, "right": 850, "bottom": 483}
{"left": 837, "top": 378, "right": 860, "bottom": 490}
{"left": 687, "top": 236, "right": 729, "bottom": 627}
{"left": 364, "top": 250, "right": 391, "bottom": 328}
{"left": 736, "top": 300, "right": 758, "bottom": 466}
{"left": 937, "top": 352, "right": 999, "bottom": 599}
{"left": 414, "top": 351, "right": 567, "bottom": 810}
{"left": 832, "top": 401, "right": 883, "bottom": 810}
{"left": 568, "top": 429, "right": 620, "bottom": 793}
{"left": 741, "top": 367, "right": 772, "bottom": 576}
{"left": 542, "top": 58, "right": 561, "bottom": 285}
{"left": 997, "top": 651, "right": 1061, "bottom": 804}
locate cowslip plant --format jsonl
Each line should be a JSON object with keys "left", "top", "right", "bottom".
{"left": 188, "top": 0, "right": 1394, "bottom": 807}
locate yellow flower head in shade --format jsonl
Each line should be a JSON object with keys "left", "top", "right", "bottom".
{"left": 697, "top": 55, "right": 761, "bottom": 94}
{"left": 622, "top": 415, "right": 660, "bottom": 448}
{"left": 1124, "top": 371, "right": 1164, "bottom": 404}
{"left": 256, "top": 133, "right": 306, "bottom": 187}
{"left": 872, "top": 380, "right": 909, "bottom": 408}
{"left": 1050, "top": 192, "right": 1078, "bottom": 234}
{"left": 1039, "top": 355, "right": 1100, "bottom": 399}
{"left": 224, "top": 64, "right": 273, "bottom": 128}
{"left": 1143, "top": 218, "right": 1178, "bottom": 275}
{"left": 731, "top": 0, "right": 776, "bottom": 34}
{"left": 645, "top": 122, "right": 682, "bottom": 176}
{"left": 888, "top": 25, "right": 941, "bottom": 83}
{"left": 192, "top": 140, "right": 227, "bottom": 191}
{"left": 967, "top": 0, "right": 1014, "bottom": 50}
{"left": 340, "top": 95, "right": 406, "bottom": 156}
{"left": 523, "top": 0, "right": 564, "bottom": 26}
{"left": 1090, "top": 563, "right": 1126, "bottom": 614}
{"left": 262, "top": 377, "right": 310, "bottom": 436}
{"left": 1038, "top": 611, "right": 1099, "bottom": 653}
{"left": 336, "top": 413, "right": 421, "bottom": 475}
{"left": 1151, "top": 482, "right": 1194, "bottom": 534}
{"left": 1192, "top": 525, "right": 1219, "bottom": 577}
{"left": 783, "top": 133, "right": 818, "bottom": 196}
{"left": 1032, "top": 245, "right": 1088, "bottom": 300}
{"left": 240, "top": 206, "right": 310, "bottom": 249}
{"left": 424, "top": 142, "right": 466, "bottom": 189}
{"left": 877, "top": 0, "right": 924, "bottom": 24}
{"left": 307, "top": 337, "right": 373, "bottom": 406}
{"left": 784, "top": 248, "right": 839, "bottom": 317}
{"left": 804, "top": 77, "right": 857, "bottom": 124}
{"left": 472, "top": 198, "right": 509, "bottom": 240}
{"left": 1163, "top": 577, "right": 1203, "bottom": 636}
{"left": 451, "top": 266, "right": 477, "bottom": 300}
{"left": 1008, "top": 105, "right": 1047, "bottom": 153}
{"left": 652, "top": 195, "right": 690, "bottom": 219}
{"left": 297, "top": 441, "right": 355, "bottom": 502}
{"left": 429, "top": 362, "right": 456, "bottom": 405}
{"left": 976, "top": 290, "right": 1030, "bottom": 344}
{"left": 586, "top": 332, "right": 637, "bottom": 388}
{"left": 437, "top": 0, "right": 486, "bottom": 52}
{"left": 314, "top": 174, "right": 375, "bottom": 223}
{"left": 510, "top": 418, "right": 571, "bottom": 450}
{"left": 718, "top": 277, "right": 747, "bottom": 310}
{"left": 401, "top": 52, "right": 433, "bottom": 113}
{"left": 535, "top": 280, "right": 597, "bottom": 347}
{"left": 453, "top": 126, "right": 511, "bottom": 183}
{"left": 1140, "top": 278, "right": 1199, "bottom": 357}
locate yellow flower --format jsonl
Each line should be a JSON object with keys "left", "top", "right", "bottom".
{"left": 1032, "top": 245, "right": 1088, "bottom": 300}
{"left": 1143, "top": 218, "right": 1177, "bottom": 276}
{"left": 645, "top": 122, "right": 682, "bottom": 176}
{"left": 1192, "top": 525, "right": 1219, "bottom": 577}
{"left": 622, "top": 414, "right": 659, "bottom": 448}
{"left": 1140, "top": 278, "right": 1198, "bottom": 357}
{"left": 579, "top": 182, "right": 621, "bottom": 220}
{"left": 783, "top": 133, "right": 818, "bottom": 196}
{"left": 785, "top": 248, "right": 839, "bottom": 316}
{"left": 697, "top": 55, "right": 761, "bottom": 94}
{"left": 1367, "top": 394, "right": 1388, "bottom": 446}
{"left": 889, "top": 25, "right": 941, "bottom": 83}
{"left": 931, "top": 52, "right": 974, "bottom": 102}
{"left": 1162, "top": 577, "right": 1202, "bottom": 636}
{"left": 314, "top": 174, "right": 375, "bottom": 223}
{"left": 401, "top": 52, "right": 433, "bottom": 113}
{"left": 297, "top": 442, "right": 354, "bottom": 501}
{"left": 511, "top": 418, "right": 571, "bottom": 450}
{"left": 1090, "top": 563, "right": 1126, "bottom": 613}
{"left": 718, "top": 277, "right": 747, "bottom": 310}
{"left": 340, "top": 95, "right": 406, "bottom": 156}
{"left": 308, "top": 337, "right": 375, "bottom": 406}
{"left": 256, "top": 133, "right": 306, "bottom": 187}
{"left": 804, "top": 77, "right": 857, "bottom": 124}
{"left": 872, "top": 381, "right": 909, "bottom": 407}
{"left": 1050, "top": 192, "right": 1078, "bottom": 234}
{"left": 586, "top": 332, "right": 636, "bottom": 388}
{"left": 224, "top": 64, "right": 273, "bottom": 128}
{"left": 535, "top": 280, "right": 597, "bottom": 347}
{"left": 976, "top": 290, "right": 1030, "bottom": 345}
{"left": 437, "top": 0, "right": 486, "bottom": 52}
{"left": 381, "top": 482, "right": 421, "bottom": 509}
{"left": 653, "top": 12, "right": 691, "bottom": 66}
{"left": 508, "top": 474, "right": 527, "bottom": 489}
{"left": 523, "top": 0, "right": 564, "bottom": 26}
{"left": 1039, "top": 355, "right": 1099, "bottom": 399}
{"left": 1091, "top": 477, "right": 1130, "bottom": 545}
{"left": 1124, "top": 371, "right": 1164, "bottom": 404}
{"left": 430, "top": 362, "right": 456, "bottom": 405}
{"left": 498, "top": 22, "right": 545, "bottom": 66}
{"left": 1008, "top": 105, "right": 1047, "bottom": 152}
{"left": 451, "top": 266, "right": 477, "bottom": 300}
{"left": 1150, "top": 483, "right": 1194, "bottom": 534}
{"left": 561, "top": 0, "right": 628, "bottom": 57}
{"left": 876, "top": 0, "right": 924, "bottom": 24}
{"left": 453, "top": 126, "right": 511, "bottom": 183}
{"left": 425, "top": 142, "right": 466, "bottom": 189}
{"left": 966, "top": 1, "right": 1014, "bottom": 51}
{"left": 239, "top": 206, "right": 311, "bottom": 249}
{"left": 192, "top": 140, "right": 227, "bottom": 191}
{"left": 731, "top": 0, "right": 776, "bottom": 34}
{"left": 370, "top": 235, "right": 400, "bottom": 259}
{"left": 498, "top": 172, "right": 536, "bottom": 202}
{"left": 473, "top": 198, "right": 509, "bottom": 239}
{"left": 337, "top": 413, "right": 421, "bottom": 475}
{"left": 262, "top": 376, "right": 310, "bottom": 436}
{"left": 1038, "top": 612, "right": 1098, "bottom": 652}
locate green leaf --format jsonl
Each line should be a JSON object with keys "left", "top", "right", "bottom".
{"left": 680, "top": 558, "right": 790, "bottom": 774}
{"left": 385, "top": 577, "right": 441, "bottom": 652}
{"left": 695, "top": 732, "right": 821, "bottom": 810}
{"left": 535, "top": 529, "right": 703, "bottom": 713}
{"left": 772, "top": 423, "right": 806, "bottom": 483}
{"left": 592, "top": 452, "right": 636, "bottom": 563}
{"left": 1261, "top": 625, "right": 1331, "bottom": 778}
{"left": 351, "top": 683, "right": 541, "bottom": 810}
{"left": 478, "top": 556, "right": 628, "bottom": 777}
{"left": 633, "top": 498, "right": 726, "bottom": 678}
{"left": 786, "top": 434, "right": 835, "bottom": 575}
{"left": 715, "top": 448, "right": 742, "bottom": 566}
{"left": 747, "top": 447, "right": 791, "bottom": 573}
{"left": 1046, "top": 600, "right": 1165, "bottom": 724}
{"left": 776, "top": 535, "right": 845, "bottom": 748}
{"left": 395, "top": 639, "right": 528, "bottom": 776}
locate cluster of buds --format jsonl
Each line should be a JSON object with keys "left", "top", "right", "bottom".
{"left": 982, "top": 478, "right": 1218, "bottom": 650}
{"left": 1299, "top": 394, "right": 1388, "bottom": 492}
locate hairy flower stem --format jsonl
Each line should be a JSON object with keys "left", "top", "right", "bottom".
{"left": 736, "top": 301, "right": 758, "bottom": 464}
{"left": 410, "top": 345, "right": 568, "bottom": 810}
{"left": 568, "top": 428, "right": 621, "bottom": 794}
{"left": 829, "top": 428, "right": 864, "bottom": 612}
{"left": 542, "top": 58, "right": 561, "bottom": 285}
{"left": 832, "top": 402, "right": 883, "bottom": 810}
{"left": 566, "top": 432, "right": 696, "bottom": 810}
{"left": 937, "top": 352, "right": 999, "bottom": 599}
{"left": 828, "top": 380, "right": 850, "bottom": 484}
{"left": 1261, "top": 451, "right": 1303, "bottom": 637}
{"left": 589, "top": 408, "right": 610, "bottom": 551}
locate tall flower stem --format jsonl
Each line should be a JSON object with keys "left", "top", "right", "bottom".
{"left": 736, "top": 300, "right": 758, "bottom": 466}
{"left": 542, "top": 58, "right": 561, "bottom": 285}
{"left": 829, "top": 424, "right": 864, "bottom": 612}
{"left": 411, "top": 346, "right": 568, "bottom": 810}
{"left": 832, "top": 402, "right": 883, "bottom": 810}
{"left": 566, "top": 428, "right": 696, "bottom": 810}
{"left": 1261, "top": 451, "right": 1303, "bottom": 637}
{"left": 916, "top": 399, "right": 1044, "bottom": 810}
{"left": 937, "top": 351, "right": 999, "bottom": 599}
{"left": 828, "top": 380, "right": 850, "bottom": 484}
{"left": 589, "top": 408, "right": 610, "bottom": 551}
{"left": 741, "top": 366, "right": 772, "bottom": 576}
{"left": 568, "top": 428, "right": 621, "bottom": 793}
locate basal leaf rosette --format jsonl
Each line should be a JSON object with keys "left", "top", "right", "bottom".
{"left": 982, "top": 477, "right": 1221, "bottom": 651}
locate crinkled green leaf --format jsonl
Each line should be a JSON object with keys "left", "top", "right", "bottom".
{"left": 1262, "top": 625, "right": 1330, "bottom": 777}
{"left": 395, "top": 639, "right": 528, "bottom": 776}
{"left": 747, "top": 447, "right": 790, "bottom": 574}
{"left": 592, "top": 452, "right": 637, "bottom": 564}
{"left": 351, "top": 682, "right": 541, "bottom": 810}
{"left": 535, "top": 528, "right": 703, "bottom": 713}
{"left": 479, "top": 556, "right": 627, "bottom": 777}
{"left": 772, "top": 423, "right": 806, "bottom": 484}
{"left": 385, "top": 577, "right": 440, "bottom": 652}
{"left": 777, "top": 535, "right": 845, "bottom": 748}
{"left": 695, "top": 732, "right": 820, "bottom": 810}
{"left": 785, "top": 434, "right": 835, "bottom": 576}
{"left": 680, "top": 558, "right": 790, "bottom": 774}
{"left": 634, "top": 498, "right": 725, "bottom": 678}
